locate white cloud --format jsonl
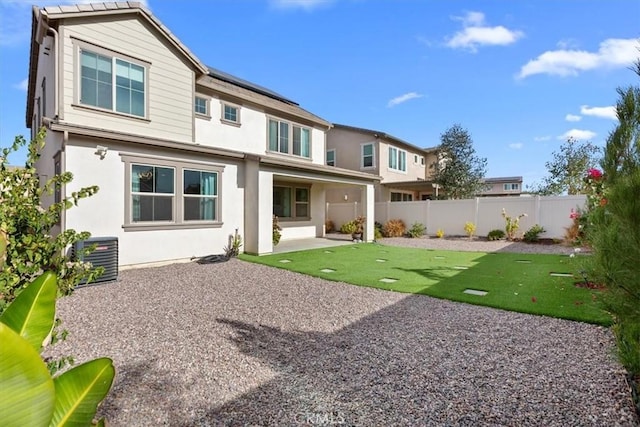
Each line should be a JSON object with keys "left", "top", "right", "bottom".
{"left": 0, "top": 0, "right": 149, "bottom": 46}
{"left": 13, "top": 78, "right": 28, "bottom": 91}
{"left": 446, "top": 11, "right": 523, "bottom": 52}
{"left": 565, "top": 114, "right": 581, "bottom": 122}
{"left": 580, "top": 105, "right": 617, "bottom": 120}
{"left": 534, "top": 135, "right": 551, "bottom": 142}
{"left": 518, "top": 38, "right": 639, "bottom": 79}
{"left": 270, "top": 0, "right": 332, "bottom": 9}
{"left": 387, "top": 92, "right": 423, "bottom": 107}
{"left": 509, "top": 142, "right": 523, "bottom": 150}
{"left": 558, "top": 129, "right": 596, "bottom": 141}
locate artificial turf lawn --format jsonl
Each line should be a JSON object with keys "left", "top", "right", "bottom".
{"left": 240, "top": 243, "right": 611, "bottom": 325}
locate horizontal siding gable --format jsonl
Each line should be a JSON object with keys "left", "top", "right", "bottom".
{"left": 61, "top": 15, "right": 195, "bottom": 142}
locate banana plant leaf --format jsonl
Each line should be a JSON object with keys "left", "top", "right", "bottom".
{"left": 0, "top": 271, "right": 57, "bottom": 350}
{"left": 50, "top": 357, "right": 115, "bottom": 427}
{"left": 0, "top": 323, "right": 56, "bottom": 426}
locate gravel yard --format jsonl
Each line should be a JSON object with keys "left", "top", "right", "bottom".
{"left": 47, "top": 239, "right": 637, "bottom": 426}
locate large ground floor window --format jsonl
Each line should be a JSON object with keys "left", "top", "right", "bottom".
{"left": 390, "top": 191, "right": 413, "bottom": 202}
{"left": 273, "top": 184, "right": 310, "bottom": 219}
{"left": 122, "top": 154, "right": 223, "bottom": 229}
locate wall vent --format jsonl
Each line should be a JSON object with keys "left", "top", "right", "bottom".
{"left": 72, "top": 237, "right": 118, "bottom": 285}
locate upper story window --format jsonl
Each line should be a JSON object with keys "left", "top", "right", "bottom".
{"left": 326, "top": 149, "right": 336, "bottom": 166}
{"left": 80, "top": 49, "right": 146, "bottom": 117}
{"left": 504, "top": 183, "right": 520, "bottom": 191}
{"left": 361, "top": 143, "right": 374, "bottom": 168}
{"left": 388, "top": 146, "right": 407, "bottom": 172}
{"left": 195, "top": 97, "right": 208, "bottom": 115}
{"left": 268, "top": 118, "right": 310, "bottom": 158}
{"left": 420, "top": 156, "right": 425, "bottom": 166}
{"left": 222, "top": 102, "right": 240, "bottom": 125}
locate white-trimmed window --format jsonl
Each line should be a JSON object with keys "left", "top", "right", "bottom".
{"left": 222, "top": 102, "right": 240, "bottom": 124}
{"left": 123, "top": 155, "right": 223, "bottom": 229}
{"left": 420, "top": 156, "right": 425, "bottom": 166}
{"left": 414, "top": 154, "right": 419, "bottom": 164}
{"left": 80, "top": 48, "right": 146, "bottom": 117}
{"left": 361, "top": 143, "right": 374, "bottom": 168}
{"left": 326, "top": 149, "right": 336, "bottom": 166}
{"left": 391, "top": 192, "right": 413, "bottom": 202}
{"left": 195, "top": 97, "right": 208, "bottom": 115}
{"left": 268, "top": 118, "right": 310, "bottom": 158}
{"left": 388, "top": 146, "right": 407, "bottom": 172}
{"left": 504, "top": 183, "right": 520, "bottom": 191}
{"left": 273, "top": 185, "right": 310, "bottom": 219}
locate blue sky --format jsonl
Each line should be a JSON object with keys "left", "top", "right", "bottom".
{"left": 1, "top": 0, "right": 638, "bottom": 188}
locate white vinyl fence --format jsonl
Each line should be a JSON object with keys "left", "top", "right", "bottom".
{"left": 327, "top": 195, "right": 586, "bottom": 239}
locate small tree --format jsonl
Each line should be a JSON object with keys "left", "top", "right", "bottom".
{"left": 431, "top": 124, "right": 487, "bottom": 199}
{"left": 532, "top": 137, "right": 600, "bottom": 195}
{"left": 587, "top": 59, "right": 640, "bottom": 408}
{"left": 0, "top": 129, "right": 100, "bottom": 313}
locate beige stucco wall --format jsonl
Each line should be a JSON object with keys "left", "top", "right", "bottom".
{"left": 62, "top": 137, "right": 245, "bottom": 266}
{"left": 60, "top": 15, "right": 195, "bottom": 143}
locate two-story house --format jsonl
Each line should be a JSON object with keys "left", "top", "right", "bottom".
{"left": 478, "top": 177, "right": 523, "bottom": 197}
{"left": 26, "top": 3, "right": 378, "bottom": 266}
{"left": 325, "top": 124, "right": 439, "bottom": 203}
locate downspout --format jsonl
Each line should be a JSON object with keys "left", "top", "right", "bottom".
{"left": 46, "top": 26, "right": 59, "bottom": 120}
{"left": 61, "top": 130, "right": 68, "bottom": 232}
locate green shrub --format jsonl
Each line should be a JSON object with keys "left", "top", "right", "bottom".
{"left": 374, "top": 227, "right": 383, "bottom": 240}
{"left": 523, "top": 224, "right": 546, "bottom": 242}
{"left": 382, "top": 219, "right": 406, "bottom": 237}
{"left": 407, "top": 222, "right": 426, "bottom": 238}
{"left": 273, "top": 215, "right": 282, "bottom": 246}
{"left": 0, "top": 272, "right": 114, "bottom": 426}
{"left": 501, "top": 208, "right": 527, "bottom": 240}
{"left": 0, "top": 130, "right": 100, "bottom": 313}
{"left": 340, "top": 221, "right": 357, "bottom": 234}
{"left": 487, "top": 229, "right": 505, "bottom": 241}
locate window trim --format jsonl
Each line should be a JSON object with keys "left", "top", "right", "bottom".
{"left": 267, "top": 117, "right": 312, "bottom": 159}
{"left": 388, "top": 146, "right": 407, "bottom": 173}
{"left": 121, "top": 154, "right": 224, "bottom": 231}
{"left": 326, "top": 148, "right": 336, "bottom": 166}
{"left": 390, "top": 191, "right": 413, "bottom": 202}
{"left": 273, "top": 183, "right": 311, "bottom": 221}
{"left": 221, "top": 101, "right": 241, "bottom": 126}
{"left": 73, "top": 38, "right": 150, "bottom": 120}
{"left": 194, "top": 95, "right": 210, "bottom": 118}
{"left": 503, "top": 183, "right": 520, "bottom": 191}
{"left": 361, "top": 142, "right": 375, "bottom": 169}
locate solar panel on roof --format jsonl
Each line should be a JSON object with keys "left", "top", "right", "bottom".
{"left": 206, "top": 66, "right": 298, "bottom": 106}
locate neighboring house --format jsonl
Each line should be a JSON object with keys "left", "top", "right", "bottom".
{"left": 26, "top": 3, "right": 378, "bottom": 266}
{"left": 478, "top": 177, "right": 523, "bottom": 197}
{"left": 325, "top": 124, "right": 439, "bottom": 203}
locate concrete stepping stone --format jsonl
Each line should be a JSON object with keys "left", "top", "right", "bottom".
{"left": 453, "top": 266, "right": 469, "bottom": 270}
{"left": 516, "top": 260, "right": 532, "bottom": 264}
{"left": 379, "top": 278, "right": 397, "bottom": 283}
{"left": 434, "top": 256, "right": 445, "bottom": 260}
{"left": 324, "top": 250, "right": 333, "bottom": 254}
{"left": 550, "top": 272, "right": 574, "bottom": 277}
{"left": 279, "top": 259, "right": 291, "bottom": 263}
{"left": 463, "top": 289, "right": 488, "bottom": 296}
{"left": 320, "top": 268, "right": 335, "bottom": 273}
{"left": 376, "top": 259, "right": 387, "bottom": 263}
